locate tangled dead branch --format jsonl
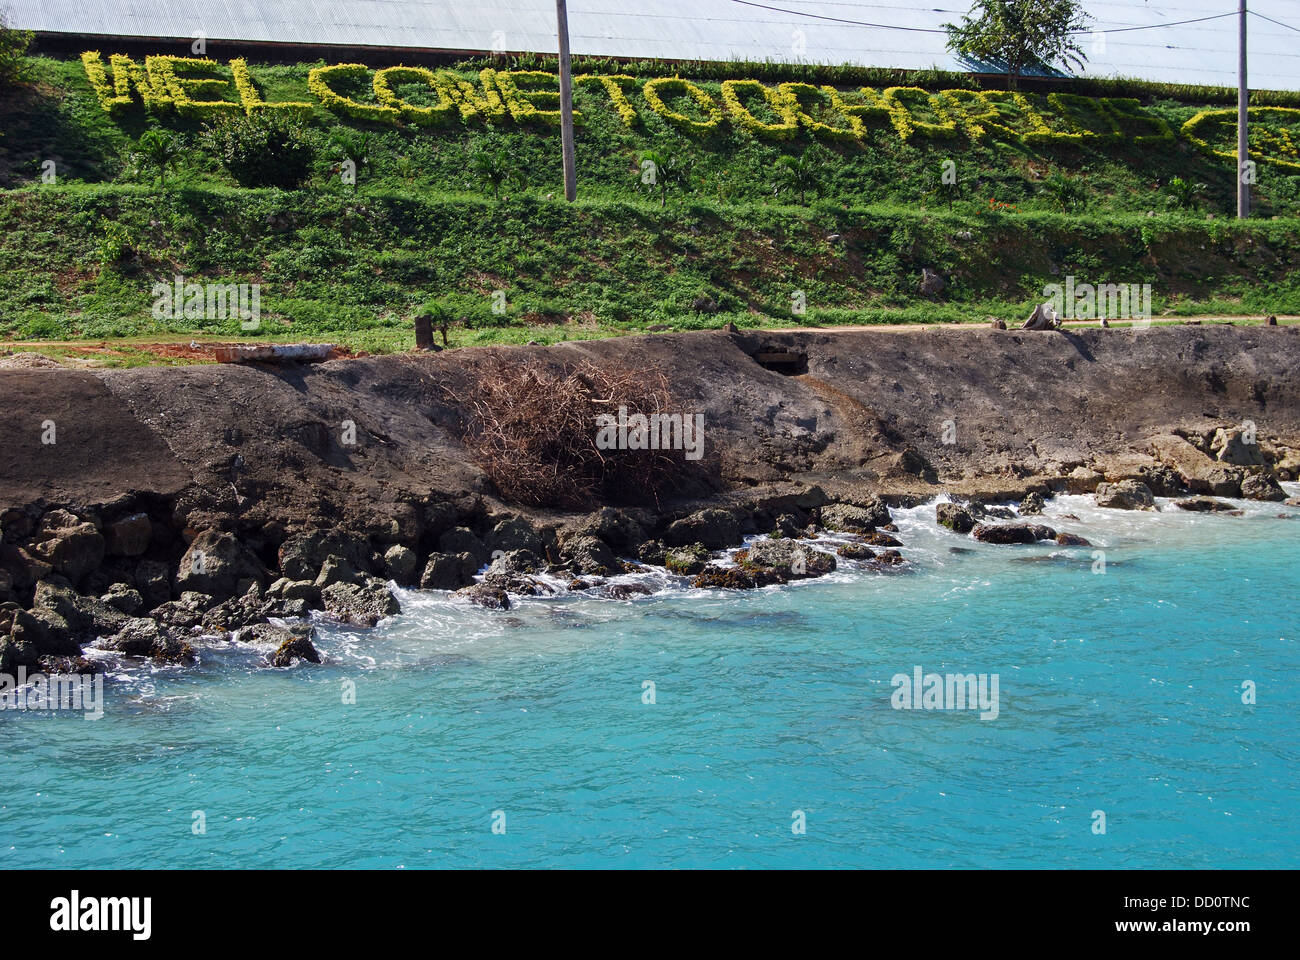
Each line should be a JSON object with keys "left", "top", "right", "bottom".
{"left": 448, "top": 355, "right": 696, "bottom": 509}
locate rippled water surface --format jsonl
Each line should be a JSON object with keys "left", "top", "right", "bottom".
{"left": 3, "top": 492, "right": 1298, "bottom": 868}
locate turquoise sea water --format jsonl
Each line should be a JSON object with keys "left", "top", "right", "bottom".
{"left": 2, "top": 493, "right": 1297, "bottom": 869}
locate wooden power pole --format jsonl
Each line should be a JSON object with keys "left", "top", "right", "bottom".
{"left": 556, "top": 0, "right": 577, "bottom": 202}
{"left": 1238, "top": 0, "right": 1250, "bottom": 219}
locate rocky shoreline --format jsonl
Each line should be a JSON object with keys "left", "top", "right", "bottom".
{"left": 2, "top": 325, "right": 1298, "bottom": 672}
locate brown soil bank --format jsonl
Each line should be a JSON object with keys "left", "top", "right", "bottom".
{"left": 1, "top": 325, "right": 1298, "bottom": 669}
{"left": 4, "top": 324, "right": 1300, "bottom": 523}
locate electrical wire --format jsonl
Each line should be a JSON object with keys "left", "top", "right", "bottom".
{"left": 728, "top": 1, "right": 1240, "bottom": 37}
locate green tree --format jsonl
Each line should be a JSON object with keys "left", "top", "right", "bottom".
{"left": 135, "top": 130, "right": 184, "bottom": 189}
{"left": 638, "top": 148, "right": 684, "bottom": 208}
{"left": 774, "top": 154, "right": 819, "bottom": 205}
{"left": 944, "top": 0, "right": 1089, "bottom": 89}
{"left": 329, "top": 129, "right": 371, "bottom": 193}
{"left": 470, "top": 138, "right": 513, "bottom": 199}
{"left": 201, "top": 112, "right": 315, "bottom": 189}
{"left": 0, "top": 13, "right": 33, "bottom": 84}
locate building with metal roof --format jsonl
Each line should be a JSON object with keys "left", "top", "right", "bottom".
{"left": 7, "top": 0, "right": 1300, "bottom": 91}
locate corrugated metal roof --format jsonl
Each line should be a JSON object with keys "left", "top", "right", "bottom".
{"left": 7, "top": 0, "right": 1300, "bottom": 91}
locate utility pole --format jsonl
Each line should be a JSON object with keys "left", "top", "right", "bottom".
{"left": 1238, "top": 0, "right": 1250, "bottom": 219}
{"left": 556, "top": 0, "right": 577, "bottom": 202}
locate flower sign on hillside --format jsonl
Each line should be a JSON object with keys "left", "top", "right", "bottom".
{"left": 77, "top": 52, "right": 1300, "bottom": 171}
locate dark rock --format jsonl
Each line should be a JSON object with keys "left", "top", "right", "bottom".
{"left": 859, "top": 531, "right": 903, "bottom": 547}
{"left": 36, "top": 655, "right": 98, "bottom": 675}
{"left": 1020, "top": 492, "right": 1046, "bottom": 515}
{"left": 201, "top": 587, "right": 275, "bottom": 633}
{"left": 134, "top": 559, "right": 172, "bottom": 608}
{"left": 486, "top": 550, "right": 542, "bottom": 578}
{"left": 150, "top": 591, "right": 217, "bottom": 630}
{"left": 836, "top": 542, "right": 876, "bottom": 560}
{"left": 692, "top": 565, "right": 766, "bottom": 590}
{"left": 104, "top": 513, "right": 152, "bottom": 557}
{"left": 573, "top": 507, "right": 647, "bottom": 555}
{"left": 1174, "top": 497, "right": 1238, "bottom": 513}
{"left": 437, "top": 527, "right": 490, "bottom": 567}
{"left": 971, "top": 523, "right": 1057, "bottom": 544}
{"left": 0, "top": 546, "right": 51, "bottom": 590}
{"left": 101, "top": 582, "right": 144, "bottom": 615}
{"left": 1211, "top": 427, "right": 1265, "bottom": 467}
{"left": 278, "top": 529, "right": 371, "bottom": 582}
{"left": 1054, "top": 532, "right": 1092, "bottom": 546}
{"left": 768, "top": 514, "right": 804, "bottom": 537}
{"left": 269, "top": 633, "right": 321, "bottom": 667}
{"left": 177, "top": 530, "right": 267, "bottom": 598}
{"left": 364, "top": 501, "right": 423, "bottom": 545}
{"left": 237, "top": 623, "right": 321, "bottom": 667}
{"left": 32, "top": 576, "right": 128, "bottom": 641}
{"left": 602, "top": 582, "right": 654, "bottom": 600}
{"left": 821, "top": 499, "right": 890, "bottom": 531}
{"left": 1095, "top": 480, "right": 1156, "bottom": 511}
{"left": 0, "top": 614, "right": 38, "bottom": 669}
{"left": 893, "top": 447, "right": 938, "bottom": 481}
{"left": 936, "top": 502, "right": 977, "bottom": 534}
{"left": 637, "top": 539, "right": 668, "bottom": 566}
{"left": 486, "top": 516, "right": 544, "bottom": 555}
{"left": 919, "top": 267, "right": 946, "bottom": 296}
{"left": 561, "top": 535, "right": 620, "bottom": 576}
{"left": 481, "top": 572, "right": 548, "bottom": 596}
{"left": 314, "top": 554, "right": 360, "bottom": 588}
{"left": 28, "top": 510, "right": 105, "bottom": 583}
{"left": 741, "top": 538, "right": 836, "bottom": 580}
{"left": 320, "top": 578, "right": 400, "bottom": 627}
{"left": 420, "top": 552, "right": 477, "bottom": 590}
{"left": 1240, "top": 472, "right": 1287, "bottom": 502}
{"left": 5, "top": 605, "right": 80, "bottom": 658}
{"left": 664, "top": 543, "right": 711, "bottom": 576}
{"left": 267, "top": 578, "right": 321, "bottom": 605}
{"left": 103, "top": 618, "right": 195, "bottom": 663}
{"left": 265, "top": 597, "right": 311, "bottom": 619}
{"left": 455, "top": 583, "right": 511, "bottom": 610}
{"left": 663, "top": 509, "right": 742, "bottom": 550}
{"left": 382, "top": 545, "right": 419, "bottom": 584}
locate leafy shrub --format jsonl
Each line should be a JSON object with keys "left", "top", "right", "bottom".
{"left": 1040, "top": 171, "right": 1087, "bottom": 212}
{"left": 202, "top": 112, "right": 316, "bottom": 188}
{"left": 0, "top": 14, "right": 32, "bottom": 84}
{"left": 96, "top": 219, "right": 136, "bottom": 272}
{"left": 1165, "top": 176, "right": 1206, "bottom": 211}
{"left": 135, "top": 129, "right": 184, "bottom": 187}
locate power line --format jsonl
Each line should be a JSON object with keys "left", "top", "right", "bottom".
{"left": 1250, "top": 10, "right": 1300, "bottom": 34}
{"left": 728, "top": 2, "right": 1239, "bottom": 37}
{"left": 728, "top": 0, "right": 946, "bottom": 33}
{"left": 1092, "top": 13, "right": 1237, "bottom": 35}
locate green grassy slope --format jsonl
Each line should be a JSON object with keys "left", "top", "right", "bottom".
{"left": 3, "top": 54, "right": 1300, "bottom": 353}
